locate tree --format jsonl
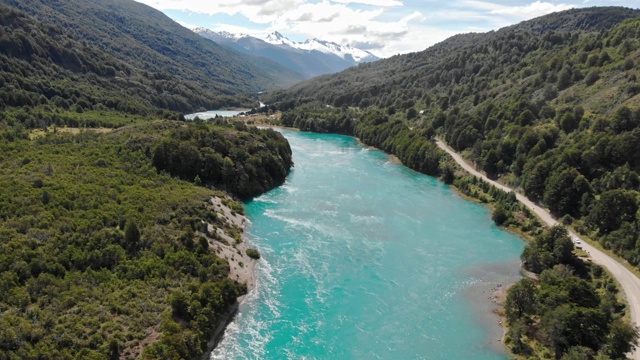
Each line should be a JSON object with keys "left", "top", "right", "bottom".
{"left": 553, "top": 235, "right": 575, "bottom": 266}
{"left": 588, "top": 189, "right": 638, "bottom": 234}
{"left": 492, "top": 203, "right": 509, "bottom": 226}
{"left": 505, "top": 278, "right": 537, "bottom": 324}
{"left": 406, "top": 107, "right": 417, "bottom": 119}
{"left": 522, "top": 159, "right": 551, "bottom": 201}
{"left": 585, "top": 70, "right": 600, "bottom": 86}
{"left": 483, "top": 149, "right": 500, "bottom": 177}
{"left": 439, "top": 162, "right": 455, "bottom": 184}
{"left": 544, "top": 167, "right": 592, "bottom": 217}
{"left": 605, "top": 319, "right": 639, "bottom": 359}
{"left": 517, "top": 109, "right": 535, "bottom": 126}
{"left": 624, "top": 58, "right": 635, "bottom": 71}
{"left": 541, "top": 305, "right": 609, "bottom": 357}
{"left": 522, "top": 226, "right": 575, "bottom": 273}
{"left": 557, "top": 66, "right": 573, "bottom": 90}
{"left": 108, "top": 339, "right": 120, "bottom": 360}
{"left": 42, "top": 190, "right": 50, "bottom": 205}
{"left": 124, "top": 219, "right": 140, "bottom": 253}
{"left": 611, "top": 107, "right": 639, "bottom": 134}
{"left": 506, "top": 321, "right": 531, "bottom": 355}
{"left": 560, "top": 112, "right": 579, "bottom": 133}
{"left": 561, "top": 346, "right": 595, "bottom": 360}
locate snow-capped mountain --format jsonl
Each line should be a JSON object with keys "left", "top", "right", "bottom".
{"left": 192, "top": 27, "right": 252, "bottom": 43}
{"left": 264, "top": 32, "right": 378, "bottom": 63}
{"left": 193, "top": 28, "right": 379, "bottom": 79}
{"left": 297, "top": 38, "right": 376, "bottom": 63}
{"left": 264, "top": 31, "right": 299, "bottom": 48}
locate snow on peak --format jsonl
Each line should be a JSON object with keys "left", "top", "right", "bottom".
{"left": 191, "top": 27, "right": 248, "bottom": 41}
{"left": 191, "top": 26, "right": 211, "bottom": 33}
{"left": 265, "top": 31, "right": 297, "bottom": 47}
{"left": 296, "top": 38, "right": 377, "bottom": 62}
{"left": 192, "top": 27, "right": 378, "bottom": 63}
{"left": 218, "top": 31, "right": 248, "bottom": 40}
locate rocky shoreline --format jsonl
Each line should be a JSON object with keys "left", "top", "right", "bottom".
{"left": 201, "top": 196, "right": 259, "bottom": 359}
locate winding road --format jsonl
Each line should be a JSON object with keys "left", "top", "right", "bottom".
{"left": 436, "top": 139, "right": 640, "bottom": 359}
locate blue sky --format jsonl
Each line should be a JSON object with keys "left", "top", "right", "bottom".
{"left": 136, "top": 0, "right": 640, "bottom": 57}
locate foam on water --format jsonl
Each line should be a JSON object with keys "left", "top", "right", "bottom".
{"left": 212, "top": 130, "right": 524, "bottom": 359}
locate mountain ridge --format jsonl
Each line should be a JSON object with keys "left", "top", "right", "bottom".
{"left": 0, "top": 0, "right": 304, "bottom": 111}
{"left": 193, "top": 27, "right": 378, "bottom": 79}
{"left": 265, "top": 6, "right": 640, "bottom": 109}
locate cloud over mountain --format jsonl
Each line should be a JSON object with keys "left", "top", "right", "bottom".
{"left": 137, "top": 0, "right": 638, "bottom": 57}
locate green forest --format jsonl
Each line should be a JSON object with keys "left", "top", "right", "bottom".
{"left": 0, "top": 1, "right": 302, "bottom": 115}
{"left": 264, "top": 7, "right": 640, "bottom": 359}
{"left": 2, "top": 0, "right": 640, "bottom": 358}
{"left": 506, "top": 226, "right": 637, "bottom": 359}
{"left": 0, "top": 119, "right": 292, "bottom": 359}
{"left": 0, "top": 0, "right": 300, "bottom": 358}
{"left": 0, "top": 110, "right": 294, "bottom": 359}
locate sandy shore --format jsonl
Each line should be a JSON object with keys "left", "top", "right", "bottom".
{"left": 208, "top": 196, "right": 257, "bottom": 294}
{"left": 463, "top": 259, "right": 523, "bottom": 354}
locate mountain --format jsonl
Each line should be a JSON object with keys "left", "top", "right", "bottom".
{"left": 264, "top": 31, "right": 300, "bottom": 48}
{"left": 267, "top": 7, "right": 639, "bottom": 108}
{"left": 0, "top": 0, "right": 304, "bottom": 113}
{"left": 294, "top": 38, "right": 377, "bottom": 63}
{"left": 193, "top": 28, "right": 379, "bottom": 79}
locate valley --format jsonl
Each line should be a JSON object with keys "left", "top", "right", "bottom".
{"left": 1, "top": 1, "right": 640, "bottom": 359}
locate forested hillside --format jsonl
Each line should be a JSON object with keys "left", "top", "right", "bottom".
{"left": 262, "top": 7, "right": 640, "bottom": 358}
{"left": 266, "top": 7, "right": 640, "bottom": 265}
{"left": 0, "top": 119, "right": 292, "bottom": 359}
{"left": 0, "top": 1, "right": 296, "bottom": 358}
{"left": 0, "top": 0, "right": 303, "bottom": 115}
{"left": 267, "top": 7, "right": 638, "bottom": 108}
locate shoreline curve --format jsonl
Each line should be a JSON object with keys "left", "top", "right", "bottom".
{"left": 436, "top": 138, "right": 640, "bottom": 360}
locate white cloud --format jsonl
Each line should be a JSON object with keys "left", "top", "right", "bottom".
{"left": 136, "top": 0, "right": 634, "bottom": 58}
{"left": 489, "top": 1, "right": 575, "bottom": 20}
{"left": 380, "top": 27, "right": 459, "bottom": 56}
{"left": 210, "top": 24, "right": 267, "bottom": 38}
{"left": 176, "top": 20, "right": 199, "bottom": 30}
{"left": 329, "top": 0, "right": 403, "bottom": 6}
{"left": 137, "top": 0, "right": 304, "bottom": 21}
{"left": 459, "top": 1, "right": 575, "bottom": 22}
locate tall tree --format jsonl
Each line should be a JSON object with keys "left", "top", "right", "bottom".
{"left": 588, "top": 189, "right": 639, "bottom": 234}
{"left": 505, "top": 278, "right": 537, "bottom": 324}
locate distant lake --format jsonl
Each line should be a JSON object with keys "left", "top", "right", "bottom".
{"left": 185, "top": 109, "right": 247, "bottom": 119}
{"left": 212, "top": 130, "right": 525, "bottom": 360}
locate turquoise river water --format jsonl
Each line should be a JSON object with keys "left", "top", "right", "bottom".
{"left": 211, "top": 130, "right": 525, "bottom": 359}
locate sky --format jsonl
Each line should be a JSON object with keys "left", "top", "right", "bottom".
{"left": 135, "top": 0, "right": 640, "bottom": 58}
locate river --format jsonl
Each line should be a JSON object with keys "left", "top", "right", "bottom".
{"left": 185, "top": 109, "right": 247, "bottom": 119}
{"left": 212, "top": 130, "right": 525, "bottom": 359}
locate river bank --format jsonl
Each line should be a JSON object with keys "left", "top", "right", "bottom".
{"left": 464, "top": 260, "right": 523, "bottom": 355}
{"left": 352, "top": 135, "right": 525, "bottom": 355}
{"left": 209, "top": 129, "right": 525, "bottom": 359}
{"left": 436, "top": 139, "right": 640, "bottom": 360}
{"left": 202, "top": 196, "right": 259, "bottom": 359}
{"left": 235, "top": 126, "right": 522, "bottom": 357}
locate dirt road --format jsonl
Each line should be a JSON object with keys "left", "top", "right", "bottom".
{"left": 436, "top": 139, "right": 640, "bottom": 359}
